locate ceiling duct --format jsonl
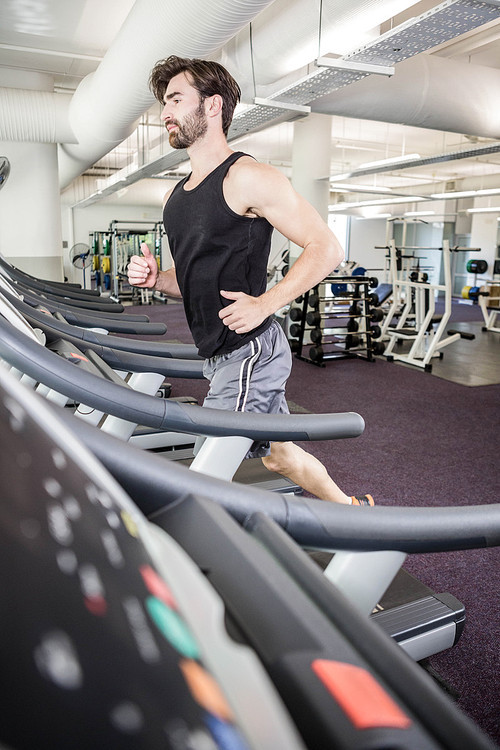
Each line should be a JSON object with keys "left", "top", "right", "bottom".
{"left": 0, "top": 88, "right": 74, "bottom": 144}
{"left": 313, "top": 53, "right": 500, "bottom": 139}
{"left": 58, "top": 0, "right": 278, "bottom": 189}
{"left": 74, "top": 0, "right": 500, "bottom": 206}
{"left": 230, "top": 0, "right": 500, "bottom": 139}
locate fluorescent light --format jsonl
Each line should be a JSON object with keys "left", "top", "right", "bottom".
{"left": 404, "top": 211, "right": 435, "bottom": 217}
{"left": 329, "top": 196, "right": 427, "bottom": 211}
{"left": 431, "top": 190, "right": 476, "bottom": 199}
{"left": 330, "top": 183, "right": 393, "bottom": 193}
{"left": 355, "top": 213, "right": 392, "bottom": 220}
{"left": 359, "top": 153, "right": 421, "bottom": 169}
{"left": 316, "top": 56, "right": 394, "bottom": 77}
{"left": 334, "top": 143, "right": 378, "bottom": 152}
{"left": 253, "top": 97, "right": 311, "bottom": 115}
{"left": 474, "top": 188, "right": 500, "bottom": 196}
{"left": 467, "top": 206, "right": 500, "bottom": 214}
{"left": 431, "top": 188, "right": 500, "bottom": 200}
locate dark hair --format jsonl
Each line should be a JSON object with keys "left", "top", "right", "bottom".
{"left": 149, "top": 55, "right": 241, "bottom": 136}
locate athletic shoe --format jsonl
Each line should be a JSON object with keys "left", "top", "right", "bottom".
{"left": 351, "top": 494, "right": 375, "bottom": 506}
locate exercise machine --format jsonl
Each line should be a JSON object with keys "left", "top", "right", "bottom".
{"left": 2, "top": 366, "right": 498, "bottom": 748}
{"left": 0, "top": 274, "right": 168, "bottom": 335}
{"left": 0, "top": 302, "right": 364, "bottom": 493}
{"left": 54, "top": 381, "right": 500, "bottom": 750}
{"left": 0, "top": 309, "right": 472, "bottom": 665}
{"left": 381, "top": 240, "right": 476, "bottom": 371}
{"left": 0, "top": 365, "right": 304, "bottom": 750}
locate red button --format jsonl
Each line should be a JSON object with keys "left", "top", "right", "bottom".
{"left": 312, "top": 659, "right": 412, "bottom": 730}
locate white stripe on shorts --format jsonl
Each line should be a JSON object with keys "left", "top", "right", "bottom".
{"left": 236, "top": 337, "right": 262, "bottom": 411}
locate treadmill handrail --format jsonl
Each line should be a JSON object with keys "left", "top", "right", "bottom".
{"left": 58, "top": 407, "right": 500, "bottom": 553}
{"left": 12, "top": 279, "right": 124, "bottom": 312}
{"left": 55, "top": 310, "right": 168, "bottom": 336}
{"left": 9, "top": 292, "right": 200, "bottom": 358}
{"left": 19, "top": 287, "right": 148, "bottom": 322}
{"left": 0, "top": 314, "right": 365, "bottom": 442}
{"left": 0, "top": 254, "right": 100, "bottom": 297}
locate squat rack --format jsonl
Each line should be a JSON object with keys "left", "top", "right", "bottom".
{"left": 381, "top": 239, "right": 477, "bottom": 372}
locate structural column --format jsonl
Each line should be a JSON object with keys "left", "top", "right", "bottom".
{"left": 290, "top": 113, "right": 332, "bottom": 265}
{"left": 0, "top": 140, "right": 63, "bottom": 280}
{"left": 0, "top": 70, "right": 64, "bottom": 281}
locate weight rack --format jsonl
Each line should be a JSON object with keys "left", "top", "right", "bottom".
{"left": 288, "top": 275, "right": 381, "bottom": 366}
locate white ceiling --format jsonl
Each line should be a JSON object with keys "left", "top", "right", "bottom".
{"left": 1, "top": 0, "right": 500, "bottom": 215}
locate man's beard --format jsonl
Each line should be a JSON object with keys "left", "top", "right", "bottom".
{"left": 168, "top": 99, "right": 208, "bottom": 149}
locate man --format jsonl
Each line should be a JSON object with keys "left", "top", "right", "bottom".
{"left": 128, "top": 55, "right": 373, "bottom": 506}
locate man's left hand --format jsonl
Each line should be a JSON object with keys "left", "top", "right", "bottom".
{"left": 219, "top": 290, "right": 267, "bottom": 334}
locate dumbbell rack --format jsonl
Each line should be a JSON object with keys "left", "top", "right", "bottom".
{"left": 289, "top": 276, "right": 379, "bottom": 366}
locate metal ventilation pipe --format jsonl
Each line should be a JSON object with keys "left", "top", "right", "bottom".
{"left": 0, "top": 88, "right": 75, "bottom": 144}
{"left": 215, "top": 0, "right": 420, "bottom": 98}
{"left": 58, "top": 0, "right": 278, "bottom": 189}
{"left": 312, "top": 54, "right": 500, "bottom": 140}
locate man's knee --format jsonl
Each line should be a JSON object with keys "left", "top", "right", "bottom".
{"left": 262, "top": 441, "right": 296, "bottom": 475}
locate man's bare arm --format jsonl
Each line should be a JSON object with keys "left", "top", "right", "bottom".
{"left": 219, "top": 161, "right": 343, "bottom": 333}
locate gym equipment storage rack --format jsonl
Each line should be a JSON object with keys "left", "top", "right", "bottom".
{"left": 289, "top": 275, "right": 381, "bottom": 366}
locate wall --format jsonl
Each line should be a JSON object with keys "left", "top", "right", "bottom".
{"left": 1, "top": 141, "right": 63, "bottom": 281}
{"left": 348, "top": 217, "right": 388, "bottom": 279}
{"left": 0, "top": 71, "right": 64, "bottom": 281}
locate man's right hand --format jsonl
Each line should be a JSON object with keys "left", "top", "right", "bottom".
{"left": 127, "top": 242, "right": 158, "bottom": 288}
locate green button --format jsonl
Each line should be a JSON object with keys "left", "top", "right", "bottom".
{"left": 146, "top": 596, "right": 199, "bottom": 659}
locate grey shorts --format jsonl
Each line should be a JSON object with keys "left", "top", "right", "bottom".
{"left": 202, "top": 320, "right": 291, "bottom": 458}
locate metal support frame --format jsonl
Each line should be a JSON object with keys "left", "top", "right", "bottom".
{"left": 108, "top": 219, "right": 163, "bottom": 302}
{"left": 323, "top": 549, "right": 407, "bottom": 617}
{"left": 190, "top": 435, "right": 254, "bottom": 481}
{"left": 479, "top": 286, "right": 500, "bottom": 333}
{"left": 382, "top": 240, "right": 478, "bottom": 370}
{"left": 253, "top": 97, "right": 311, "bottom": 115}
{"left": 99, "top": 371, "right": 166, "bottom": 440}
{"left": 315, "top": 56, "right": 394, "bottom": 77}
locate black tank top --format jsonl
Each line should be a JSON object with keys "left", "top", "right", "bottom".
{"left": 163, "top": 152, "right": 273, "bottom": 358}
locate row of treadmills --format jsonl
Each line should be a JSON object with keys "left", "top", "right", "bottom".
{"left": 0, "top": 252, "right": 498, "bottom": 750}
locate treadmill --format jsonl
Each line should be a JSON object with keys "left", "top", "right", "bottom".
{"left": 0, "top": 306, "right": 475, "bottom": 663}
{"left": 1, "top": 365, "right": 497, "bottom": 749}
{"left": 67, "top": 411, "right": 489, "bottom": 666}
{"left": 0, "top": 288, "right": 311, "bottom": 493}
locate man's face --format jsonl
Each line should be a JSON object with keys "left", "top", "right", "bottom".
{"left": 161, "top": 72, "right": 208, "bottom": 149}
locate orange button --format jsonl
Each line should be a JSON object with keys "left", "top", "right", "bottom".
{"left": 312, "top": 659, "right": 412, "bottom": 730}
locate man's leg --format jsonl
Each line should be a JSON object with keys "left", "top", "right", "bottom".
{"left": 262, "top": 441, "right": 352, "bottom": 504}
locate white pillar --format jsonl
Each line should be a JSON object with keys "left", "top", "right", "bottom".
{"left": 0, "top": 70, "right": 64, "bottom": 281}
{"left": 0, "top": 141, "right": 63, "bottom": 281}
{"left": 290, "top": 113, "right": 332, "bottom": 264}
